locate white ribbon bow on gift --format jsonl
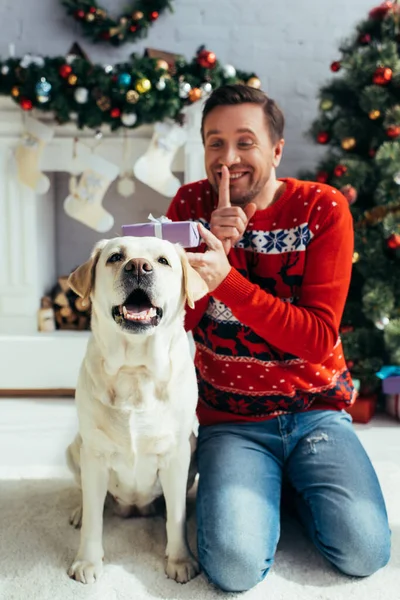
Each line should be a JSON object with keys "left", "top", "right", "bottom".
{"left": 148, "top": 213, "right": 172, "bottom": 239}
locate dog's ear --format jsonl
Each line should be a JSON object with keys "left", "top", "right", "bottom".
{"left": 177, "top": 246, "right": 208, "bottom": 309}
{"left": 68, "top": 240, "right": 108, "bottom": 301}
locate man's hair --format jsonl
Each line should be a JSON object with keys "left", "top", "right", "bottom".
{"left": 201, "top": 84, "right": 285, "bottom": 144}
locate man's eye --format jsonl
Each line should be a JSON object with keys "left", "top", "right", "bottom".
{"left": 209, "top": 140, "right": 221, "bottom": 148}
{"left": 158, "top": 256, "right": 170, "bottom": 266}
{"left": 238, "top": 140, "right": 254, "bottom": 147}
{"left": 107, "top": 253, "right": 123, "bottom": 264}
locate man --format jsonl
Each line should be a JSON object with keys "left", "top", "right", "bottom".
{"left": 166, "top": 84, "right": 390, "bottom": 592}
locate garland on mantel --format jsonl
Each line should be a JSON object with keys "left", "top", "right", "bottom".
{"left": 61, "top": 0, "right": 173, "bottom": 46}
{"left": 0, "top": 46, "right": 261, "bottom": 132}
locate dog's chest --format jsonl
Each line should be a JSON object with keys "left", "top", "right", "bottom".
{"left": 104, "top": 367, "right": 168, "bottom": 409}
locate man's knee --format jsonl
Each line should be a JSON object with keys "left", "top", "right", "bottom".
{"left": 198, "top": 538, "right": 272, "bottom": 592}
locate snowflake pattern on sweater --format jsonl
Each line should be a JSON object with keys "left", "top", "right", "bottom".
{"left": 167, "top": 177, "right": 357, "bottom": 425}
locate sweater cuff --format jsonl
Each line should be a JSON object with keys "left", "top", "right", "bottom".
{"left": 213, "top": 267, "right": 256, "bottom": 306}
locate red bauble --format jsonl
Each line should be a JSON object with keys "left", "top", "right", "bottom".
{"left": 59, "top": 64, "right": 73, "bottom": 78}
{"left": 130, "top": 25, "right": 137, "bottom": 32}
{"left": 74, "top": 9, "right": 85, "bottom": 19}
{"left": 387, "top": 233, "right": 400, "bottom": 249}
{"left": 20, "top": 97, "right": 33, "bottom": 111}
{"left": 110, "top": 107, "right": 121, "bottom": 118}
{"left": 89, "top": 6, "right": 97, "bottom": 13}
{"left": 317, "top": 131, "right": 329, "bottom": 144}
{"left": 373, "top": 66, "right": 392, "bottom": 85}
{"left": 340, "top": 184, "right": 357, "bottom": 204}
{"left": 334, "top": 164, "right": 347, "bottom": 177}
{"left": 387, "top": 125, "right": 400, "bottom": 138}
{"left": 330, "top": 61, "right": 341, "bottom": 72}
{"left": 369, "top": 1, "right": 393, "bottom": 20}
{"left": 358, "top": 33, "right": 371, "bottom": 44}
{"left": 316, "top": 171, "right": 329, "bottom": 183}
{"left": 150, "top": 11, "right": 159, "bottom": 20}
{"left": 197, "top": 49, "right": 217, "bottom": 69}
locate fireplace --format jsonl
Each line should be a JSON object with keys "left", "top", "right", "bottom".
{"left": 0, "top": 97, "right": 205, "bottom": 391}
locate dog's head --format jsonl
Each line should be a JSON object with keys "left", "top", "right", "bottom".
{"left": 68, "top": 236, "right": 208, "bottom": 335}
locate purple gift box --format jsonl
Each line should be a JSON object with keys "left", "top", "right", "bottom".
{"left": 382, "top": 376, "right": 400, "bottom": 394}
{"left": 122, "top": 217, "right": 200, "bottom": 248}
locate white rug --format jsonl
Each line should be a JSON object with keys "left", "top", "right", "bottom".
{"left": 0, "top": 461, "right": 399, "bottom": 600}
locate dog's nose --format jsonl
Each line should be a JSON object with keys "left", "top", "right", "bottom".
{"left": 124, "top": 258, "right": 153, "bottom": 276}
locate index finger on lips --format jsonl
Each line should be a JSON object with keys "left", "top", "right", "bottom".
{"left": 217, "top": 165, "right": 231, "bottom": 209}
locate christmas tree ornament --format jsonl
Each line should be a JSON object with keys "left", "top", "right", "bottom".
{"left": 156, "top": 59, "right": 169, "bottom": 71}
{"left": 20, "top": 98, "right": 33, "bottom": 111}
{"left": 375, "top": 316, "right": 390, "bottom": 330}
{"left": 341, "top": 137, "right": 356, "bottom": 150}
{"left": 68, "top": 74, "right": 78, "bottom": 86}
{"left": 200, "top": 82, "right": 212, "bottom": 94}
{"left": 393, "top": 171, "right": 400, "bottom": 184}
{"left": 132, "top": 10, "right": 144, "bottom": 20}
{"left": 14, "top": 116, "right": 54, "bottom": 194}
{"left": 352, "top": 251, "right": 360, "bottom": 263}
{"left": 156, "top": 77, "right": 166, "bottom": 91}
{"left": 121, "top": 112, "right": 137, "bottom": 127}
{"left": 340, "top": 184, "right": 358, "bottom": 204}
{"left": 373, "top": 66, "right": 392, "bottom": 85}
{"left": 330, "top": 61, "right": 341, "bottom": 72}
{"left": 11, "top": 86, "right": 20, "bottom": 97}
{"left": 317, "top": 131, "right": 329, "bottom": 144}
{"left": 387, "top": 125, "right": 400, "bottom": 138}
{"left": 118, "top": 73, "right": 132, "bottom": 87}
{"left": 179, "top": 81, "right": 191, "bottom": 98}
{"left": 387, "top": 233, "right": 400, "bottom": 248}
{"left": 110, "top": 107, "right": 121, "bottom": 118}
{"left": 316, "top": 171, "right": 329, "bottom": 183}
{"left": 135, "top": 78, "right": 151, "bottom": 93}
{"left": 189, "top": 87, "right": 202, "bottom": 102}
{"left": 334, "top": 164, "right": 347, "bottom": 177}
{"left": 37, "top": 95, "right": 50, "bottom": 104}
{"left": 74, "top": 87, "right": 89, "bottom": 103}
{"left": 369, "top": 1, "right": 393, "bottom": 20}
{"left": 133, "top": 121, "right": 187, "bottom": 197}
{"left": 197, "top": 48, "right": 217, "bottom": 69}
{"left": 247, "top": 76, "right": 262, "bottom": 89}
{"left": 369, "top": 109, "right": 381, "bottom": 119}
{"left": 358, "top": 33, "right": 371, "bottom": 44}
{"left": 1, "top": 65, "right": 10, "bottom": 75}
{"left": 35, "top": 77, "right": 52, "bottom": 98}
{"left": 223, "top": 64, "right": 236, "bottom": 78}
{"left": 320, "top": 99, "right": 333, "bottom": 111}
{"left": 64, "top": 152, "right": 119, "bottom": 232}
{"left": 126, "top": 89, "right": 140, "bottom": 103}
{"left": 104, "top": 64, "right": 113, "bottom": 73}
{"left": 96, "top": 96, "right": 111, "bottom": 111}
{"left": 59, "top": 64, "right": 73, "bottom": 79}
{"left": 150, "top": 11, "right": 159, "bottom": 20}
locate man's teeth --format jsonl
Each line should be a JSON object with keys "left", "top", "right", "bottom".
{"left": 229, "top": 172, "right": 245, "bottom": 179}
{"left": 120, "top": 306, "right": 157, "bottom": 321}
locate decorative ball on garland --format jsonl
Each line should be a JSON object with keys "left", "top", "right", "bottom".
{"left": 340, "top": 184, "right": 357, "bottom": 204}
{"left": 223, "top": 64, "right": 236, "bottom": 78}
{"left": 358, "top": 32, "right": 371, "bottom": 44}
{"left": 59, "top": 64, "right": 73, "bottom": 79}
{"left": 387, "top": 233, "right": 400, "bottom": 249}
{"left": 330, "top": 61, "right": 341, "bottom": 72}
{"left": 316, "top": 171, "right": 329, "bottom": 183}
{"left": 317, "top": 131, "right": 329, "bottom": 144}
{"left": 341, "top": 137, "right": 356, "bottom": 150}
{"left": 74, "top": 87, "right": 89, "bottom": 103}
{"left": 247, "top": 76, "right": 262, "bottom": 89}
{"left": 334, "top": 164, "right": 348, "bottom": 177}
{"left": 135, "top": 78, "right": 151, "bottom": 94}
{"left": 197, "top": 48, "right": 217, "bottom": 69}
{"left": 387, "top": 125, "right": 400, "bottom": 138}
{"left": 373, "top": 66, "right": 392, "bottom": 85}
{"left": 320, "top": 98, "right": 333, "bottom": 111}
{"left": 189, "top": 87, "right": 202, "bottom": 102}
{"left": 20, "top": 97, "right": 33, "bottom": 111}
{"left": 369, "top": 1, "right": 393, "bottom": 20}
{"left": 369, "top": 109, "right": 381, "bottom": 120}
{"left": 121, "top": 112, "right": 137, "bottom": 127}
{"left": 61, "top": 0, "right": 174, "bottom": 46}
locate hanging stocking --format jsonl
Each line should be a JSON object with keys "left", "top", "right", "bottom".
{"left": 133, "top": 121, "right": 187, "bottom": 197}
{"left": 63, "top": 153, "right": 119, "bottom": 232}
{"left": 14, "top": 116, "right": 54, "bottom": 194}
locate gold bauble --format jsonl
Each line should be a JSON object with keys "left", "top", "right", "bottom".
{"left": 320, "top": 99, "right": 333, "bottom": 111}
{"left": 247, "top": 76, "right": 261, "bottom": 89}
{"left": 96, "top": 9, "right": 106, "bottom": 17}
{"left": 135, "top": 78, "right": 152, "bottom": 94}
{"left": 120, "top": 17, "right": 128, "bottom": 25}
{"left": 96, "top": 96, "right": 111, "bottom": 111}
{"left": 68, "top": 74, "right": 78, "bottom": 86}
{"left": 156, "top": 59, "right": 169, "bottom": 71}
{"left": 352, "top": 252, "right": 360, "bottom": 263}
{"left": 369, "top": 109, "right": 381, "bottom": 120}
{"left": 126, "top": 89, "right": 140, "bottom": 104}
{"left": 11, "top": 86, "right": 20, "bottom": 97}
{"left": 189, "top": 87, "right": 202, "bottom": 102}
{"left": 86, "top": 13, "right": 95, "bottom": 22}
{"left": 132, "top": 11, "right": 144, "bottom": 20}
{"left": 341, "top": 137, "right": 356, "bottom": 150}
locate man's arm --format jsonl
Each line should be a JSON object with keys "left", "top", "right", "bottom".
{"left": 166, "top": 188, "right": 209, "bottom": 332}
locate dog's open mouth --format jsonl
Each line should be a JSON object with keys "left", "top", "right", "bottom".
{"left": 112, "top": 289, "right": 162, "bottom": 330}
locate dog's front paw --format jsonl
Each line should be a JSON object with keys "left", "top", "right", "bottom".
{"left": 68, "top": 558, "right": 103, "bottom": 584}
{"left": 165, "top": 554, "right": 199, "bottom": 583}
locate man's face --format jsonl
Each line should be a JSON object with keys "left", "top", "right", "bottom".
{"left": 203, "top": 103, "right": 284, "bottom": 207}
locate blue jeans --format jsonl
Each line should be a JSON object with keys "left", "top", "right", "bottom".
{"left": 196, "top": 409, "right": 391, "bottom": 592}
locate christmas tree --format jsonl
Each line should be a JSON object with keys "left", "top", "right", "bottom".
{"left": 300, "top": 1, "right": 400, "bottom": 397}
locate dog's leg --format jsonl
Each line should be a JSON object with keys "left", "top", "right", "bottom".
{"left": 68, "top": 445, "right": 109, "bottom": 584}
{"left": 158, "top": 439, "right": 199, "bottom": 583}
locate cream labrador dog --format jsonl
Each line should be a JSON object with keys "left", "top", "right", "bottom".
{"left": 66, "top": 235, "right": 207, "bottom": 585}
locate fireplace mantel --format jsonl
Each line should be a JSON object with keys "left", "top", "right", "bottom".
{"left": 0, "top": 98, "right": 204, "bottom": 391}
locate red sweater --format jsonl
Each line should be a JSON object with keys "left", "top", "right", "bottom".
{"left": 166, "top": 177, "right": 356, "bottom": 426}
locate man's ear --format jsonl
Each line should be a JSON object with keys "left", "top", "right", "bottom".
{"left": 68, "top": 239, "right": 108, "bottom": 301}
{"left": 177, "top": 245, "right": 208, "bottom": 309}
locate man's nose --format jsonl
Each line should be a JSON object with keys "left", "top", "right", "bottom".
{"left": 219, "top": 147, "right": 241, "bottom": 167}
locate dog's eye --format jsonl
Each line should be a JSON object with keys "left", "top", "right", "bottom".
{"left": 107, "top": 253, "right": 123, "bottom": 264}
{"left": 157, "top": 256, "right": 170, "bottom": 266}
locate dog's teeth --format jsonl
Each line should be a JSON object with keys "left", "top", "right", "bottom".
{"left": 122, "top": 306, "right": 127, "bottom": 318}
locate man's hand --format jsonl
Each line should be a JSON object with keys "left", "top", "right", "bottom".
{"left": 210, "top": 165, "right": 256, "bottom": 254}
{"left": 187, "top": 224, "right": 231, "bottom": 293}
